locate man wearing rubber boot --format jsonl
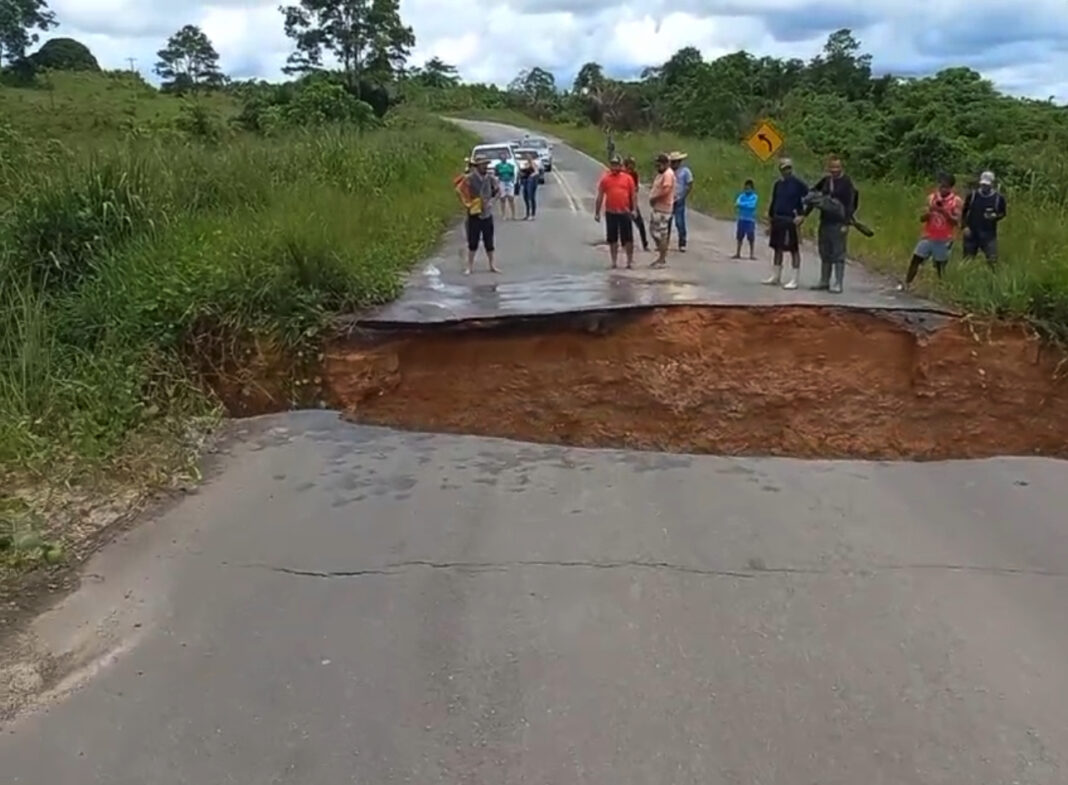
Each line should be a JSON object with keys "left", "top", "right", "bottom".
{"left": 805, "top": 155, "right": 858, "bottom": 293}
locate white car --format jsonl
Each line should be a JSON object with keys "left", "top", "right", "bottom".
{"left": 470, "top": 143, "right": 522, "bottom": 194}
{"left": 514, "top": 135, "right": 553, "bottom": 171}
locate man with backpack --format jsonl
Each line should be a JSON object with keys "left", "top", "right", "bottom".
{"left": 961, "top": 170, "right": 1007, "bottom": 267}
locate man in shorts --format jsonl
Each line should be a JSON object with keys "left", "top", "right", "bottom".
{"left": 899, "top": 172, "right": 962, "bottom": 291}
{"left": 961, "top": 170, "right": 1007, "bottom": 267}
{"left": 594, "top": 155, "right": 637, "bottom": 269}
{"left": 763, "top": 157, "right": 808, "bottom": 288}
{"left": 493, "top": 149, "right": 517, "bottom": 220}
{"left": 456, "top": 156, "right": 501, "bottom": 274}
{"left": 648, "top": 153, "right": 676, "bottom": 268}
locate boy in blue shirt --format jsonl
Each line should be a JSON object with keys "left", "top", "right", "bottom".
{"left": 732, "top": 179, "right": 758, "bottom": 259}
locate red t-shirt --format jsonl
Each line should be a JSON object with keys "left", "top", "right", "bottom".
{"left": 924, "top": 191, "right": 962, "bottom": 241}
{"left": 599, "top": 170, "right": 634, "bottom": 213}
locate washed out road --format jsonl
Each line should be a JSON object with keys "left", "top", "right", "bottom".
{"left": 2, "top": 123, "right": 1067, "bottom": 784}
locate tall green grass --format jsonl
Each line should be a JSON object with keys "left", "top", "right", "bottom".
{"left": 475, "top": 110, "right": 1068, "bottom": 337}
{"left": 0, "top": 118, "right": 474, "bottom": 476}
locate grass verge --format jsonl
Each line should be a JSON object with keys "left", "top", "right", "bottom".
{"left": 464, "top": 109, "right": 1068, "bottom": 339}
{"left": 1, "top": 112, "right": 474, "bottom": 579}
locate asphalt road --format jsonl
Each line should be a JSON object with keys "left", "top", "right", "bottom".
{"left": 362, "top": 119, "right": 947, "bottom": 324}
{"left": 2, "top": 126, "right": 1067, "bottom": 784}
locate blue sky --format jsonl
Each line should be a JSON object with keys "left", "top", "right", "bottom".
{"left": 42, "top": 0, "right": 1068, "bottom": 103}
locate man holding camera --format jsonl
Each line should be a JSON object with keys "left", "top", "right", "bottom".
{"left": 899, "top": 172, "right": 962, "bottom": 292}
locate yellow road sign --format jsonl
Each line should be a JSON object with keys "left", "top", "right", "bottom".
{"left": 745, "top": 121, "right": 785, "bottom": 162}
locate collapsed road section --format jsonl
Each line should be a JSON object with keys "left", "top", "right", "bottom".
{"left": 322, "top": 305, "right": 1068, "bottom": 461}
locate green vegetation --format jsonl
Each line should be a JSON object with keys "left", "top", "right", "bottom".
{"left": 419, "top": 31, "right": 1068, "bottom": 336}
{"left": 1, "top": 0, "right": 473, "bottom": 560}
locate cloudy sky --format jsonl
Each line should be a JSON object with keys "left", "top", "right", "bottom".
{"left": 45, "top": 0, "right": 1068, "bottom": 102}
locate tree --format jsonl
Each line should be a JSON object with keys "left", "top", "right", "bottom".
{"left": 412, "top": 56, "right": 458, "bottom": 89}
{"left": 279, "top": 0, "right": 415, "bottom": 93}
{"left": 364, "top": 0, "right": 413, "bottom": 83}
{"left": 0, "top": 0, "right": 57, "bottom": 65}
{"left": 154, "top": 25, "right": 225, "bottom": 92}
{"left": 29, "top": 37, "right": 99, "bottom": 71}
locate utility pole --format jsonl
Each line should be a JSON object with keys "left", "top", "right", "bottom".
{"left": 126, "top": 57, "right": 137, "bottom": 74}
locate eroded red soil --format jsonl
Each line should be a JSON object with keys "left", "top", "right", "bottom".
{"left": 322, "top": 307, "right": 1068, "bottom": 460}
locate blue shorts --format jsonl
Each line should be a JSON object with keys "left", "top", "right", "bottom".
{"left": 736, "top": 220, "right": 756, "bottom": 242}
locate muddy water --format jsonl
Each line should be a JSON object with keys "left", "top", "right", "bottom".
{"left": 322, "top": 306, "right": 1068, "bottom": 461}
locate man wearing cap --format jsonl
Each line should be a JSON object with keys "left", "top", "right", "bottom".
{"left": 667, "top": 151, "right": 693, "bottom": 252}
{"left": 961, "top": 170, "right": 1006, "bottom": 267}
{"left": 456, "top": 156, "right": 501, "bottom": 274}
{"left": 764, "top": 157, "right": 809, "bottom": 289}
{"left": 804, "top": 154, "right": 858, "bottom": 293}
{"left": 648, "top": 153, "right": 677, "bottom": 267}
{"left": 595, "top": 155, "right": 637, "bottom": 269}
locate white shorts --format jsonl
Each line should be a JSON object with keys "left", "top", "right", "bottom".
{"left": 499, "top": 181, "right": 516, "bottom": 197}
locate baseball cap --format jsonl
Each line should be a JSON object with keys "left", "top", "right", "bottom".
{"left": 778, "top": 157, "right": 793, "bottom": 169}
{"left": 979, "top": 170, "right": 995, "bottom": 185}
{"left": 655, "top": 153, "right": 670, "bottom": 163}
{"left": 609, "top": 154, "right": 622, "bottom": 164}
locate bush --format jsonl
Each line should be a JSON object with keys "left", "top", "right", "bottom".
{"left": 30, "top": 38, "right": 101, "bottom": 72}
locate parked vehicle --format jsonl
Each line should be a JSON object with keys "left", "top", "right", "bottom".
{"left": 512, "top": 135, "right": 553, "bottom": 171}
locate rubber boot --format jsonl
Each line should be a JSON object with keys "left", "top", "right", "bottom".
{"left": 783, "top": 269, "right": 799, "bottom": 290}
{"left": 810, "top": 261, "right": 831, "bottom": 290}
{"left": 829, "top": 262, "right": 845, "bottom": 294}
{"left": 762, "top": 266, "right": 782, "bottom": 286}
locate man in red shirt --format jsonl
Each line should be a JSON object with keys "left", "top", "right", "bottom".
{"left": 595, "top": 155, "right": 637, "bottom": 269}
{"left": 899, "top": 172, "right": 962, "bottom": 291}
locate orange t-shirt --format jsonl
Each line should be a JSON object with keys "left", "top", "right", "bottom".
{"left": 924, "top": 191, "right": 962, "bottom": 241}
{"left": 599, "top": 170, "right": 634, "bottom": 214}
{"left": 650, "top": 168, "right": 676, "bottom": 212}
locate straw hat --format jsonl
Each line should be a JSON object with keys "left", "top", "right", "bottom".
{"left": 668, "top": 151, "right": 688, "bottom": 161}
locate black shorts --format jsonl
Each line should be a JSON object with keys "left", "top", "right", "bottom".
{"left": 605, "top": 212, "right": 634, "bottom": 245}
{"left": 769, "top": 217, "right": 799, "bottom": 252}
{"left": 466, "top": 214, "right": 494, "bottom": 252}
{"left": 963, "top": 234, "right": 997, "bottom": 260}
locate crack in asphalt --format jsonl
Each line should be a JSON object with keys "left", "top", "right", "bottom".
{"left": 238, "top": 559, "right": 1068, "bottom": 580}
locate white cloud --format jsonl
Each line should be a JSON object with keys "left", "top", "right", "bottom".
{"left": 35, "top": 0, "right": 1068, "bottom": 102}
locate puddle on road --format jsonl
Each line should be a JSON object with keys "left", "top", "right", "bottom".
{"left": 219, "top": 306, "right": 1068, "bottom": 461}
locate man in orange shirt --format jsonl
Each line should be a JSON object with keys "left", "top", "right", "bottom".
{"left": 595, "top": 155, "right": 637, "bottom": 269}
{"left": 647, "top": 152, "right": 676, "bottom": 268}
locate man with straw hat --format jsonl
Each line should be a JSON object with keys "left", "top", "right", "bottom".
{"left": 455, "top": 155, "right": 501, "bottom": 275}
{"left": 648, "top": 152, "right": 677, "bottom": 268}
{"left": 667, "top": 151, "right": 693, "bottom": 252}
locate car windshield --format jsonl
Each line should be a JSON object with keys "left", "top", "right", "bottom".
{"left": 474, "top": 146, "right": 512, "bottom": 161}
{"left": 515, "top": 149, "right": 539, "bottom": 158}
{"left": 526, "top": 138, "right": 549, "bottom": 149}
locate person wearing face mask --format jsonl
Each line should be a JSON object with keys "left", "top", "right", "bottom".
{"left": 961, "top": 171, "right": 1006, "bottom": 267}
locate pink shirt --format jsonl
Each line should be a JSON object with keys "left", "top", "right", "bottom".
{"left": 650, "top": 168, "right": 676, "bottom": 212}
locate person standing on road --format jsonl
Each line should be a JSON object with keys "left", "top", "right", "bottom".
{"left": 764, "top": 157, "right": 808, "bottom": 289}
{"left": 493, "top": 149, "right": 517, "bottom": 221}
{"left": 518, "top": 154, "right": 540, "bottom": 220}
{"left": 961, "top": 170, "right": 1006, "bottom": 267}
{"left": 899, "top": 172, "right": 963, "bottom": 291}
{"left": 731, "top": 179, "right": 759, "bottom": 260}
{"left": 623, "top": 156, "right": 650, "bottom": 251}
{"left": 457, "top": 156, "right": 501, "bottom": 274}
{"left": 804, "top": 154, "right": 857, "bottom": 293}
{"left": 595, "top": 155, "right": 637, "bottom": 269}
{"left": 453, "top": 157, "right": 471, "bottom": 190}
{"left": 606, "top": 127, "right": 616, "bottom": 161}
{"left": 648, "top": 153, "right": 677, "bottom": 268}
{"left": 667, "top": 151, "right": 693, "bottom": 253}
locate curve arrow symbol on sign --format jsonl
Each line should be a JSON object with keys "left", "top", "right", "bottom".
{"left": 757, "top": 133, "right": 774, "bottom": 152}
